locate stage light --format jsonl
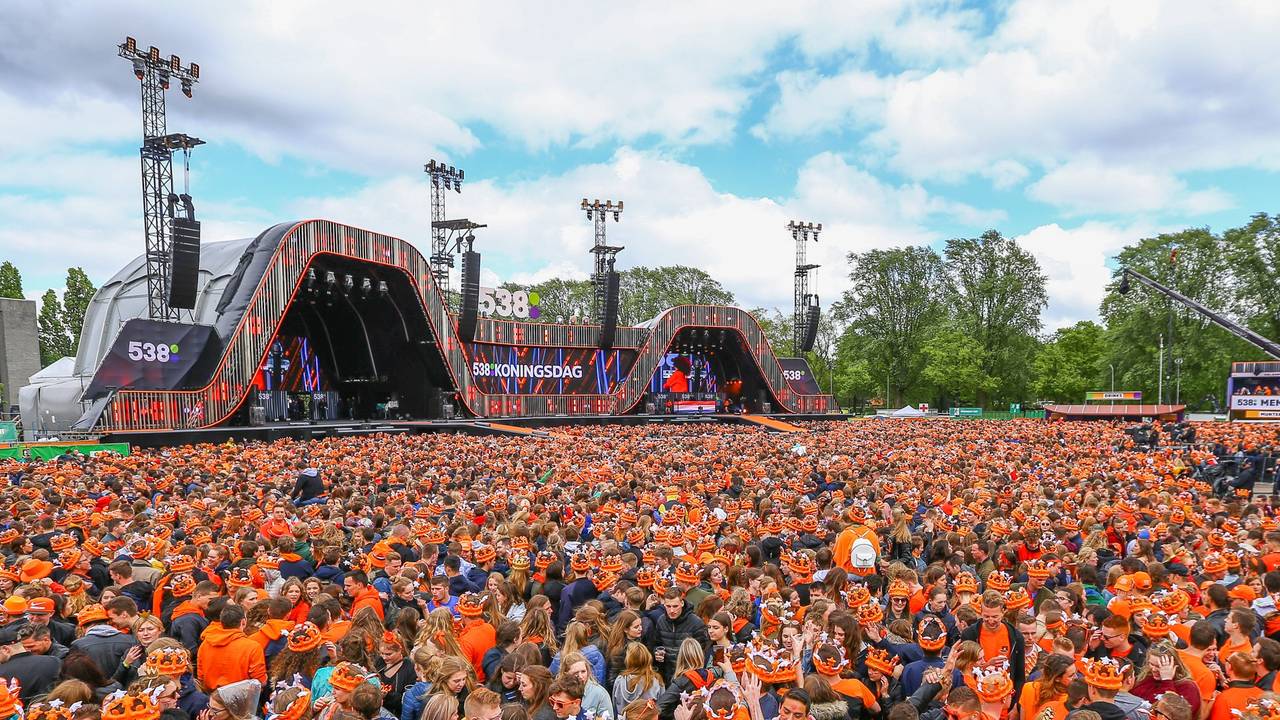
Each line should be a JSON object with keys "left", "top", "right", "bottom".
{"left": 149, "top": 46, "right": 160, "bottom": 63}
{"left": 343, "top": 274, "right": 354, "bottom": 293}
{"left": 132, "top": 59, "right": 146, "bottom": 80}
{"left": 189, "top": 63, "right": 199, "bottom": 79}
{"left": 157, "top": 68, "right": 170, "bottom": 90}
{"left": 325, "top": 271, "right": 337, "bottom": 289}
{"left": 360, "top": 277, "right": 373, "bottom": 296}
{"left": 377, "top": 280, "right": 389, "bottom": 295}
{"left": 125, "top": 37, "right": 137, "bottom": 54}
{"left": 306, "top": 268, "right": 317, "bottom": 290}
{"left": 170, "top": 54, "right": 180, "bottom": 72}
{"left": 181, "top": 78, "right": 193, "bottom": 98}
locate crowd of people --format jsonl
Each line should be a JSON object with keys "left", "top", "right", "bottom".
{"left": 0, "top": 418, "right": 1279, "bottom": 720}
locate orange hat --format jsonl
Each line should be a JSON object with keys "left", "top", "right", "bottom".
{"left": 78, "top": 603, "right": 109, "bottom": 626}
{"left": 19, "top": 558, "right": 54, "bottom": 583}
{"left": 0, "top": 530, "right": 17, "bottom": 545}
{"left": 144, "top": 647, "right": 191, "bottom": 675}
{"left": 457, "top": 593, "right": 488, "bottom": 618}
{"left": 1113, "top": 575, "right": 1134, "bottom": 593}
{"left": 845, "top": 585, "right": 871, "bottom": 609}
{"left": 286, "top": 622, "right": 324, "bottom": 653}
{"left": 0, "top": 680, "right": 22, "bottom": 720}
{"left": 865, "top": 646, "right": 899, "bottom": 675}
{"left": 1131, "top": 571, "right": 1152, "bottom": 591}
{"left": 26, "top": 701, "right": 74, "bottom": 720}
{"left": 888, "top": 580, "right": 911, "bottom": 599}
{"left": 509, "top": 553, "right": 530, "bottom": 571}
{"left": 102, "top": 689, "right": 161, "bottom": 720}
{"left": 474, "top": 544, "right": 496, "bottom": 564}
{"left": 329, "top": 662, "right": 367, "bottom": 692}
{"left": 1024, "top": 560, "right": 1051, "bottom": 581}
{"left": 1202, "top": 554, "right": 1228, "bottom": 574}
{"left": 167, "top": 555, "right": 196, "bottom": 574}
{"left": 675, "top": 561, "right": 700, "bottom": 586}
{"left": 594, "top": 571, "right": 619, "bottom": 592}
{"left": 1154, "top": 588, "right": 1190, "bottom": 615}
{"left": 973, "top": 661, "right": 1014, "bottom": 703}
{"left": 1229, "top": 585, "right": 1258, "bottom": 603}
{"left": 26, "top": 597, "right": 55, "bottom": 615}
{"left": 1080, "top": 658, "right": 1125, "bottom": 691}
{"left": 954, "top": 572, "right": 978, "bottom": 594}
{"left": 2, "top": 596, "right": 27, "bottom": 617}
{"left": 1004, "top": 588, "right": 1032, "bottom": 611}
{"left": 169, "top": 574, "right": 196, "bottom": 597}
{"left": 986, "top": 571, "right": 1012, "bottom": 592}
{"left": 854, "top": 602, "right": 883, "bottom": 626}
{"left": 49, "top": 534, "right": 76, "bottom": 552}
{"left": 1139, "top": 612, "right": 1172, "bottom": 640}
{"left": 811, "top": 643, "right": 848, "bottom": 675}
{"left": 918, "top": 617, "right": 947, "bottom": 651}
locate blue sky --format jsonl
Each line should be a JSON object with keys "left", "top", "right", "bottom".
{"left": 2, "top": 0, "right": 1278, "bottom": 331}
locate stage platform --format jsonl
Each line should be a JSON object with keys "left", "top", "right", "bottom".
{"left": 99, "top": 413, "right": 849, "bottom": 448}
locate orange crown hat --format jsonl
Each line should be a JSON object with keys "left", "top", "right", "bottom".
{"left": 26, "top": 700, "right": 75, "bottom": 720}
{"left": 744, "top": 645, "right": 798, "bottom": 684}
{"left": 1242, "top": 697, "right": 1280, "bottom": 720}
{"left": 1024, "top": 560, "right": 1051, "bottom": 581}
{"left": 0, "top": 564, "right": 19, "bottom": 584}
{"left": 286, "top": 622, "right": 324, "bottom": 653}
{"left": 511, "top": 536, "right": 532, "bottom": 552}
{"left": 257, "top": 554, "right": 281, "bottom": 571}
{"left": 474, "top": 544, "right": 496, "bottom": 564}
{"left": 1004, "top": 588, "right": 1032, "bottom": 611}
{"left": 954, "top": 572, "right": 978, "bottom": 594}
{"left": 918, "top": 617, "right": 948, "bottom": 652}
{"left": 57, "top": 548, "right": 82, "bottom": 570}
{"left": 865, "top": 646, "right": 899, "bottom": 675}
{"left": 675, "top": 561, "right": 701, "bottom": 586}
{"left": 509, "top": 553, "right": 530, "bottom": 571}
{"left": 594, "top": 571, "right": 620, "bottom": 593}
{"left": 0, "top": 678, "right": 20, "bottom": 720}
{"left": 854, "top": 602, "right": 883, "bottom": 626}
{"left": 166, "top": 554, "right": 196, "bottom": 574}
{"left": 1080, "top": 657, "right": 1125, "bottom": 691}
{"left": 636, "top": 568, "right": 656, "bottom": 589}
{"left": 972, "top": 661, "right": 1014, "bottom": 703}
{"left": 1202, "top": 554, "right": 1228, "bottom": 574}
{"left": 844, "top": 585, "right": 872, "bottom": 609}
{"left": 267, "top": 686, "right": 313, "bottom": 720}
{"left": 1154, "top": 588, "right": 1190, "bottom": 615}
{"left": 1139, "top": 612, "right": 1172, "bottom": 640}
{"left": 600, "top": 554, "right": 624, "bottom": 574}
{"left": 457, "top": 592, "right": 488, "bottom": 618}
{"left": 49, "top": 533, "right": 77, "bottom": 552}
{"left": 535, "top": 551, "right": 556, "bottom": 570}
{"left": 986, "top": 571, "right": 1012, "bottom": 592}
{"left": 168, "top": 573, "right": 196, "bottom": 597}
{"left": 328, "top": 662, "right": 368, "bottom": 692}
{"left": 569, "top": 552, "right": 591, "bottom": 574}
{"left": 888, "top": 580, "right": 911, "bottom": 599}
{"left": 810, "top": 642, "right": 848, "bottom": 675}
{"left": 102, "top": 689, "right": 160, "bottom": 720}
{"left": 227, "top": 567, "right": 254, "bottom": 590}
{"left": 143, "top": 646, "right": 191, "bottom": 676}
{"left": 0, "top": 529, "right": 17, "bottom": 545}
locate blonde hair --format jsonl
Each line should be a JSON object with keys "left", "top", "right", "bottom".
{"left": 421, "top": 694, "right": 459, "bottom": 720}
{"left": 417, "top": 608, "right": 466, "bottom": 659}
{"left": 674, "top": 637, "right": 704, "bottom": 675}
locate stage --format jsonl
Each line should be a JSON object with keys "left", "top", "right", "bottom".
{"left": 99, "top": 412, "right": 847, "bottom": 448}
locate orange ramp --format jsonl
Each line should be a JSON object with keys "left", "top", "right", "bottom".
{"left": 477, "top": 422, "right": 566, "bottom": 440}
{"left": 740, "top": 415, "right": 807, "bottom": 433}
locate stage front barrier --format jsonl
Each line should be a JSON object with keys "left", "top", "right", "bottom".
{"left": 0, "top": 442, "right": 131, "bottom": 460}
{"left": 91, "top": 220, "right": 836, "bottom": 432}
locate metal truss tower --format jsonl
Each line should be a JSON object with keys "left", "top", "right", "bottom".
{"left": 788, "top": 220, "right": 821, "bottom": 355}
{"left": 581, "top": 198, "right": 624, "bottom": 321}
{"left": 425, "top": 160, "right": 464, "bottom": 297}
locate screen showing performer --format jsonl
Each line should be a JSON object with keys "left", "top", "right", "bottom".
{"left": 650, "top": 352, "right": 717, "bottom": 394}
{"left": 253, "top": 336, "right": 326, "bottom": 393}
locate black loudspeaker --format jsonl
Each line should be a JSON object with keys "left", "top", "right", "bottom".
{"left": 169, "top": 217, "right": 201, "bottom": 309}
{"left": 598, "top": 270, "right": 620, "bottom": 348}
{"left": 457, "top": 250, "right": 481, "bottom": 341}
{"left": 800, "top": 304, "right": 820, "bottom": 352}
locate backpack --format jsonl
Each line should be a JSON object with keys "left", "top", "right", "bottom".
{"left": 851, "top": 537, "right": 877, "bottom": 572}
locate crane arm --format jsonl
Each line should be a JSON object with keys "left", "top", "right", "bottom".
{"left": 1119, "top": 267, "right": 1280, "bottom": 359}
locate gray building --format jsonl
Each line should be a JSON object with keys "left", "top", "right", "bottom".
{"left": 0, "top": 297, "right": 40, "bottom": 414}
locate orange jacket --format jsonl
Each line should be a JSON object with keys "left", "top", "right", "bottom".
{"left": 322, "top": 620, "right": 352, "bottom": 644}
{"left": 251, "top": 618, "right": 295, "bottom": 649}
{"left": 197, "top": 621, "right": 267, "bottom": 690}
{"left": 350, "top": 585, "right": 384, "bottom": 621}
{"left": 458, "top": 620, "right": 496, "bottom": 681}
{"left": 833, "top": 524, "right": 880, "bottom": 572}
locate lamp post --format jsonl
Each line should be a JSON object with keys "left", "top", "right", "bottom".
{"left": 1175, "top": 357, "right": 1184, "bottom": 404}
{"left": 1157, "top": 334, "right": 1164, "bottom": 405}
{"left": 1109, "top": 363, "right": 1115, "bottom": 406}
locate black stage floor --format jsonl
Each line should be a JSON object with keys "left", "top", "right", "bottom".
{"left": 100, "top": 413, "right": 849, "bottom": 448}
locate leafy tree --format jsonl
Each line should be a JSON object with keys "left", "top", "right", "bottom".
{"left": 1223, "top": 213, "right": 1280, "bottom": 340}
{"left": 748, "top": 307, "right": 793, "bottom": 357}
{"left": 1032, "top": 321, "right": 1108, "bottom": 402}
{"left": 518, "top": 278, "right": 594, "bottom": 323}
{"left": 0, "top": 261, "right": 21, "bottom": 299}
{"left": 921, "top": 323, "right": 997, "bottom": 406}
{"left": 37, "top": 289, "right": 72, "bottom": 366}
{"left": 1100, "top": 228, "right": 1251, "bottom": 410}
{"left": 840, "top": 246, "right": 946, "bottom": 407}
{"left": 61, "top": 267, "right": 96, "bottom": 355}
{"left": 942, "top": 230, "right": 1048, "bottom": 404}
{"left": 619, "top": 266, "right": 735, "bottom": 326}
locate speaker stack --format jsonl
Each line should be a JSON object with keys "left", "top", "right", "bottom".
{"left": 598, "top": 270, "right": 620, "bottom": 348}
{"left": 800, "top": 303, "right": 820, "bottom": 352}
{"left": 458, "top": 250, "right": 481, "bottom": 341}
{"left": 169, "top": 217, "right": 201, "bottom": 309}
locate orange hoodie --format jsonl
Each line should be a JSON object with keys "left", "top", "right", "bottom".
{"left": 169, "top": 601, "right": 204, "bottom": 622}
{"left": 350, "top": 585, "right": 384, "bottom": 621}
{"left": 251, "top": 618, "right": 295, "bottom": 649}
{"left": 197, "top": 621, "right": 267, "bottom": 690}
{"left": 458, "top": 620, "right": 496, "bottom": 681}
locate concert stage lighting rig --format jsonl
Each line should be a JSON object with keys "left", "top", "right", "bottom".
{"left": 425, "top": 160, "right": 465, "bottom": 298}
{"left": 787, "top": 220, "right": 822, "bottom": 355}
{"left": 118, "top": 36, "right": 203, "bottom": 321}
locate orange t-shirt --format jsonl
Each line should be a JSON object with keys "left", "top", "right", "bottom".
{"left": 1210, "top": 685, "right": 1263, "bottom": 720}
{"left": 1220, "top": 637, "right": 1253, "bottom": 663}
{"left": 979, "top": 623, "right": 1013, "bottom": 661}
{"left": 1019, "top": 682, "right": 1063, "bottom": 720}
{"left": 1178, "top": 650, "right": 1217, "bottom": 705}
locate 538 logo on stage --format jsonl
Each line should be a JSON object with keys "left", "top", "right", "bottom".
{"left": 127, "top": 341, "right": 181, "bottom": 363}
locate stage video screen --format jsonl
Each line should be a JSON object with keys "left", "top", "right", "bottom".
{"left": 253, "top": 336, "right": 326, "bottom": 392}
{"left": 466, "top": 343, "right": 637, "bottom": 395}
{"left": 649, "top": 353, "right": 718, "bottom": 394}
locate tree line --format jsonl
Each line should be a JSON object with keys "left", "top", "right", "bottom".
{"left": 0, "top": 262, "right": 97, "bottom": 367}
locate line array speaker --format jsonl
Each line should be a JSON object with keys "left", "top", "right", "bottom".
{"left": 458, "top": 250, "right": 481, "bottom": 341}
{"left": 598, "top": 270, "right": 620, "bottom": 348}
{"left": 800, "top": 303, "right": 820, "bottom": 352}
{"left": 169, "top": 217, "right": 201, "bottom": 309}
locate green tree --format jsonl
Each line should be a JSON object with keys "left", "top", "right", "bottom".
{"left": 1032, "top": 321, "right": 1108, "bottom": 402}
{"left": 0, "top": 261, "right": 22, "bottom": 299}
{"left": 840, "top": 246, "right": 946, "bottom": 407}
{"left": 61, "top": 267, "right": 96, "bottom": 355}
{"left": 1223, "top": 213, "right": 1280, "bottom": 340}
{"left": 519, "top": 278, "right": 595, "bottom": 323}
{"left": 37, "top": 289, "right": 72, "bottom": 366}
{"left": 921, "top": 324, "right": 997, "bottom": 405}
{"left": 1100, "top": 228, "right": 1250, "bottom": 410}
{"left": 942, "top": 230, "right": 1048, "bottom": 404}
{"left": 618, "top": 266, "right": 735, "bottom": 326}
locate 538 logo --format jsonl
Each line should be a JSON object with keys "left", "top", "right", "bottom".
{"left": 782, "top": 369, "right": 806, "bottom": 381}
{"left": 127, "top": 341, "right": 180, "bottom": 363}
{"left": 479, "top": 287, "right": 542, "bottom": 319}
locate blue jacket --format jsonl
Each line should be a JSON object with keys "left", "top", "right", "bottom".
{"left": 400, "top": 681, "right": 432, "bottom": 720}
{"left": 550, "top": 644, "right": 607, "bottom": 683}
{"left": 279, "top": 557, "right": 315, "bottom": 581}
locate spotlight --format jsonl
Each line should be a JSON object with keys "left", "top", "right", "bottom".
{"left": 189, "top": 63, "right": 199, "bottom": 79}
{"left": 149, "top": 46, "right": 160, "bottom": 63}
{"left": 132, "top": 59, "right": 146, "bottom": 79}
{"left": 181, "top": 78, "right": 193, "bottom": 98}
{"left": 377, "top": 280, "right": 389, "bottom": 295}
{"left": 324, "top": 271, "right": 337, "bottom": 291}
{"left": 360, "top": 277, "right": 372, "bottom": 297}
{"left": 170, "top": 54, "right": 181, "bottom": 72}
{"left": 343, "top": 274, "right": 354, "bottom": 294}
{"left": 306, "top": 268, "right": 317, "bottom": 290}
{"left": 157, "top": 68, "right": 170, "bottom": 90}
{"left": 125, "top": 37, "right": 137, "bottom": 54}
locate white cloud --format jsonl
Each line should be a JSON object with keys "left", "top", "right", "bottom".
{"left": 1027, "top": 159, "right": 1234, "bottom": 216}
{"left": 1016, "top": 220, "right": 1155, "bottom": 330}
